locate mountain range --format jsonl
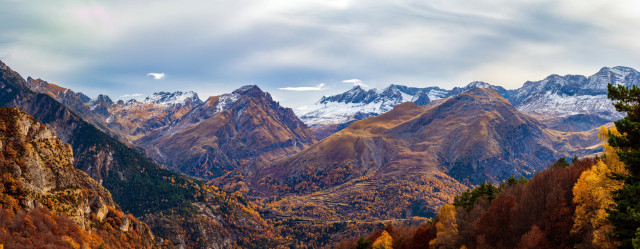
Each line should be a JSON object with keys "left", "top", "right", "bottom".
{"left": 0, "top": 61, "right": 284, "bottom": 248}
{"left": 297, "top": 66, "right": 636, "bottom": 138}
{"left": 26, "top": 78, "right": 316, "bottom": 180}
{"left": 216, "top": 88, "right": 599, "bottom": 222}
{"left": 1, "top": 59, "right": 634, "bottom": 247}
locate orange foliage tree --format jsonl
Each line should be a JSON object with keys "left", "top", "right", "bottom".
{"left": 572, "top": 126, "right": 626, "bottom": 248}
{"left": 429, "top": 204, "right": 460, "bottom": 249}
{"left": 372, "top": 230, "right": 394, "bottom": 249}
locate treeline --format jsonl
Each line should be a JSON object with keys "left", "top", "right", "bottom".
{"left": 337, "top": 157, "right": 601, "bottom": 249}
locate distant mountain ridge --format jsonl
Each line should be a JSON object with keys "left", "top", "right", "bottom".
{"left": 298, "top": 66, "right": 638, "bottom": 137}
{"left": 298, "top": 84, "right": 448, "bottom": 130}
{"left": 511, "top": 66, "right": 640, "bottom": 119}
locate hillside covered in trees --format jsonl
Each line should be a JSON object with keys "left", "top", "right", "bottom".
{"left": 336, "top": 83, "right": 640, "bottom": 249}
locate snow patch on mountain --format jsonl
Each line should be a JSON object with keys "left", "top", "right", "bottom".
{"left": 512, "top": 66, "right": 640, "bottom": 120}
{"left": 299, "top": 67, "right": 640, "bottom": 129}
{"left": 298, "top": 84, "right": 448, "bottom": 127}
{"left": 297, "top": 83, "right": 490, "bottom": 127}
{"left": 517, "top": 92, "right": 623, "bottom": 119}
{"left": 215, "top": 93, "right": 241, "bottom": 113}
{"left": 143, "top": 91, "right": 201, "bottom": 105}
{"left": 426, "top": 88, "right": 448, "bottom": 101}
{"left": 299, "top": 100, "right": 396, "bottom": 127}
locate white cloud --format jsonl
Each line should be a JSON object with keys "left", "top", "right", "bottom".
{"left": 119, "top": 93, "right": 143, "bottom": 99}
{"left": 342, "top": 79, "right": 367, "bottom": 87}
{"left": 146, "top": 73, "right": 166, "bottom": 80}
{"left": 279, "top": 83, "right": 325, "bottom": 91}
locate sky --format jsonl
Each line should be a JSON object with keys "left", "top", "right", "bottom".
{"left": 1, "top": 0, "right": 640, "bottom": 109}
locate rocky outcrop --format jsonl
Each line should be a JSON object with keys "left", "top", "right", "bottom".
{"left": 0, "top": 107, "right": 155, "bottom": 246}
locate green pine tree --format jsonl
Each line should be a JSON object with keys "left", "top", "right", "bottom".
{"left": 606, "top": 83, "right": 640, "bottom": 249}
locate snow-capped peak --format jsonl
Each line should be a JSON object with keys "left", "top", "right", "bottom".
{"left": 298, "top": 84, "right": 450, "bottom": 127}
{"left": 214, "top": 92, "right": 241, "bottom": 113}
{"left": 466, "top": 81, "right": 493, "bottom": 89}
{"left": 233, "top": 85, "right": 261, "bottom": 95}
{"left": 143, "top": 91, "right": 201, "bottom": 105}
{"left": 89, "top": 94, "right": 114, "bottom": 107}
{"left": 598, "top": 66, "right": 638, "bottom": 77}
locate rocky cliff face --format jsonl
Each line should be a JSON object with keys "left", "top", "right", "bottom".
{"left": 0, "top": 107, "right": 156, "bottom": 247}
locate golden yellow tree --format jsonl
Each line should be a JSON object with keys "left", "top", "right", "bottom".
{"left": 372, "top": 230, "right": 393, "bottom": 249}
{"left": 429, "top": 204, "right": 460, "bottom": 249}
{"left": 572, "top": 126, "right": 626, "bottom": 248}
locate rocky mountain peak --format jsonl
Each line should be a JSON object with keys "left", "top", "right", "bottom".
{"left": 463, "top": 86, "right": 503, "bottom": 97}
{"left": 590, "top": 66, "right": 640, "bottom": 88}
{"left": 136, "top": 84, "right": 316, "bottom": 180}
{"left": 319, "top": 85, "right": 378, "bottom": 104}
{"left": 88, "top": 94, "right": 112, "bottom": 110}
{"left": 466, "top": 81, "right": 493, "bottom": 88}
{"left": 598, "top": 66, "right": 638, "bottom": 76}
{"left": 232, "top": 84, "right": 262, "bottom": 95}
{"left": 0, "top": 60, "right": 30, "bottom": 90}
{"left": 446, "top": 81, "right": 510, "bottom": 98}
{"left": 143, "top": 91, "right": 202, "bottom": 105}
{"left": 92, "top": 94, "right": 114, "bottom": 105}
{"left": 76, "top": 92, "right": 92, "bottom": 103}
{"left": 25, "top": 77, "right": 77, "bottom": 99}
